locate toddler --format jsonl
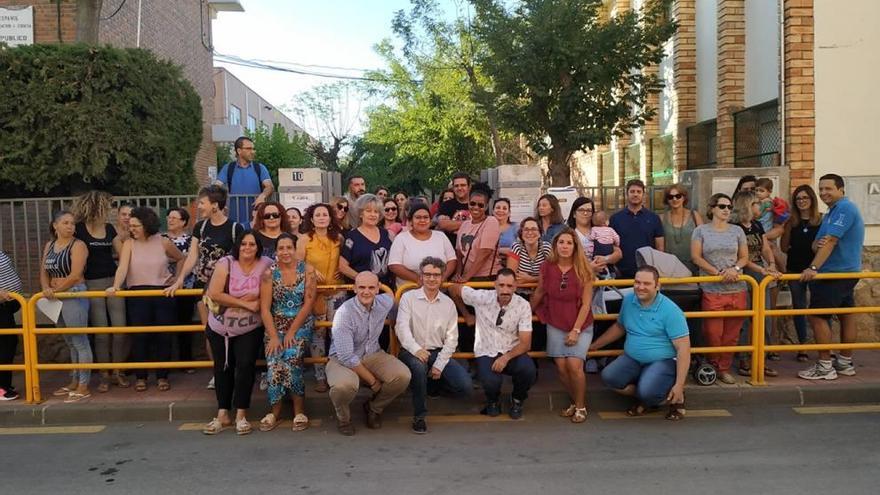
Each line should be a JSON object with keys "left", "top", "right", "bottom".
{"left": 589, "top": 210, "right": 620, "bottom": 259}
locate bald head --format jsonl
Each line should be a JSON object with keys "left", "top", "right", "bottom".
{"left": 354, "top": 271, "right": 380, "bottom": 306}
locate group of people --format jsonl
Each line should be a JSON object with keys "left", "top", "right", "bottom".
{"left": 0, "top": 134, "right": 866, "bottom": 436}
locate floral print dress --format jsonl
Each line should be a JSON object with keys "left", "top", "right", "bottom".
{"left": 266, "top": 260, "right": 314, "bottom": 403}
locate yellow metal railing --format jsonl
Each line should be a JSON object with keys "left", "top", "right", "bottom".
{"left": 0, "top": 292, "right": 33, "bottom": 402}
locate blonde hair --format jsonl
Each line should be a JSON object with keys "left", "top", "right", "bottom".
{"left": 733, "top": 191, "right": 756, "bottom": 224}
{"left": 547, "top": 227, "right": 594, "bottom": 284}
{"left": 72, "top": 191, "right": 113, "bottom": 224}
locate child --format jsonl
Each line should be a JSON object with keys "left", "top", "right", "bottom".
{"left": 589, "top": 210, "right": 620, "bottom": 261}
{"left": 755, "top": 178, "right": 790, "bottom": 233}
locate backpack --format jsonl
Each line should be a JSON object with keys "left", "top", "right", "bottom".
{"left": 199, "top": 219, "right": 240, "bottom": 246}
{"left": 224, "top": 161, "right": 267, "bottom": 193}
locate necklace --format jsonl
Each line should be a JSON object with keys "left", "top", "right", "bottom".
{"left": 668, "top": 209, "right": 687, "bottom": 243}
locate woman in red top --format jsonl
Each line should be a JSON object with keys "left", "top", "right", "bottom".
{"left": 531, "top": 228, "right": 595, "bottom": 423}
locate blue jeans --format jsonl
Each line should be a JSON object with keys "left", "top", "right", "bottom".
{"left": 475, "top": 354, "right": 536, "bottom": 403}
{"left": 60, "top": 284, "right": 92, "bottom": 385}
{"left": 398, "top": 349, "right": 471, "bottom": 418}
{"left": 788, "top": 281, "right": 810, "bottom": 344}
{"left": 601, "top": 354, "right": 676, "bottom": 407}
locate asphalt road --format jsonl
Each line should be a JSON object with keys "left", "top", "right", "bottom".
{"left": 2, "top": 405, "right": 878, "bottom": 495}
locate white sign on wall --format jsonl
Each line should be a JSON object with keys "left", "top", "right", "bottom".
{"left": 0, "top": 6, "right": 34, "bottom": 47}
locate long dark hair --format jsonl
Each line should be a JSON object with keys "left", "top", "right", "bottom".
{"left": 301, "top": 203, "right": 342, "bottom": 242}
{"left": 566, "top": 197, "right": 594, "bottom": 228}
{"left": 787, "top": 184, "right": 821, "bottom": 228}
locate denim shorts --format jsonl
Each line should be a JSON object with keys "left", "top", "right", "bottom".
{"left": 546, "top": 323, "right": 593, "bottom": 360}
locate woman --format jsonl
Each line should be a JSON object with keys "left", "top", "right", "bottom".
{"left": 394, "top": 192, "right": 409, "bottom": 223}
{"left": 566, "top": 197, "right": 622, "bottom": 275}
{"left": 531, "top": 228, "right": 594, "bottom": 424}
{"left": 374, "top": 186, "right": 390, "bottom": 202}
{"left": 259, "top": 233, "right": 316, "bottom": 432}
{"left": 389, "top": 202, "right": 457, "bottom": 289}
{"left": 202, "top": 232, "right": 273, "bottom": 435}
{"left": 0, "top": 249, "right": 24, "bottom": 400}
{"left": 781, "top": 185, "right": 823, "bottom": 362}
{"left": 163, "top": 207, "right": 198, "bottom": 369}
{"left": 536, "top": 194, "right": 566, "bottom": 243}
{"left": 330, "top": 196, "right": 351, "bottom": 231}
{"left": 115, "top": 203, "right": 133, "bottom": 243}
{"left": 431, "top": 188, "right": 454, "bottom": 217}
{"left": 286, "top": 207, "right": 302, "bottom": 234}
{"left": 455, "top": 184, "right": 501, "bottom": 283}
{"left": 339, "top": 194, "right": 393, "bottom": 287}
{"left": 380, "top": 198, "right": 403, "bottom": 238}
{"left": 507, "top": 217, "right": 551, "bottom": 352}
{"left": 73, "top": 191, "right": 128, "bottom": 392}
{"left": 252, "top": 201, "right": 292, "bottom": 260}
{"left": 661, "top": 184, "right": 703, "bottom": 275}
{"left": 494, "top": 198, "right": 519, "bottom": 261}
{"left": 108, "top": 207, "right": 183, "bottom": 392}
{"left": 296, "top": 203, "right": 343, "bottom": 393}
{"left": 691, "top": 193, "right": 750, "bottom": 384}
{"left": 41, "top": 211, "right": 92, "bottom": 403}
{"left": 733, "top": 191, "right": 781, "bottom": 377}
{"left": 733, "top": 175, "right": 757, "bottom": 197}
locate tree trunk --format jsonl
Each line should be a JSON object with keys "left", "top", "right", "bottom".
{"left": 547, "top": 147, "right": 573, "bottom": 187}
{"left": 76, "top": 0, "right": 103, "bottom": 44}
{"left": 487, "top": 118, "right": 504, "bottom": 167}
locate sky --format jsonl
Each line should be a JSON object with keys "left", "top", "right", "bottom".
{"left": 211, "top": 0, "right": 462, "bottom": 133}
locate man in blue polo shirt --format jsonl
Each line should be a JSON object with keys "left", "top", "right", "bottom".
{"left": 215, "top": 136, "right": 274, "bottom": 229}
{"left": 590, "top": 265, "right": 690, "bottom": 420}
{"left": 798, "top": 173, "right": 865, "bottom": 381}
{"left": 609, "top": 179, "right": 665, "bottom": 279}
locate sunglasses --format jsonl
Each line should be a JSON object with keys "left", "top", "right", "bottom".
{"left": 713, "top": 204, "right": 733, "bottom": 210}
{"left": 262, "top": 212, "right": 281, "bottom": 220}
{"left": 495, "top": 307, "right": 506, "bottom": 326}
{"left": 384, "top": 207, "right": 398, "bottom": 212}
{"left": 469, "top": 201, "right": 486, "bottom": 208}
{"left": 667, "top": 193, "right": 684, "bottom": 200}
{"left": 336, "top": 205, "right": 349, "bottom": 212}
{"left": 560, "top": 272, "right": 569, "bottom": 291}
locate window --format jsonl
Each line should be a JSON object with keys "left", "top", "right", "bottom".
{"left": 649, "top": 134, "right": 674, "bottom": 186}
{"left": 734, "top": 100, "right": 780, "bottom": 168}
{"left": 624, "top": 143, "right": 641, "bottom": 184}
{"left": 686, "top": 120, "right": 717, "bottom": 169}
{"left": 228, "top": 105, "right": 241, "bottom": 126}
{"left": 246, "top": 115, "right": 256, "bottom": 132}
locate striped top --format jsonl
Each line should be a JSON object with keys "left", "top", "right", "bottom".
{"left": 509, "top": 240, "right": 551, "bottom": 277}
{"left": 43, "top": 240, "right": 75, "bottom": 279}
{"left": 0, "top": 251, "right": 23, "bottom": 293}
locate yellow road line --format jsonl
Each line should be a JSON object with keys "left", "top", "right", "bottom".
{"left": 396, "top": 414, "right": 519, "bottom": 423}
{"left": 793, "top": 405, "right": 880, "bottom": 415}
{"left": 598, "top": 409, "right": 731, "bottom": 420}
{"left": 0, "top": 425, "right": 106, "bottom": 435}
{"left": 179, "top": 419, "right": 323, "bottom": 431}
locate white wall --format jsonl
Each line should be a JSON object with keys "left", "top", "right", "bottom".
{"left": 695, "top": 0, "right": 718, "bottom": 122}
{"left": 659, "top": 39, "right": 675, "bottom": 135}
{"left": 744, "top": 0, "right": 780, "bottom": 106}
{"left": 814, "top": 0, "right": 880, "bottom": 243}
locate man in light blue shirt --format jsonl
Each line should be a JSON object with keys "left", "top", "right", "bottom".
{"left": 214, "top": 136, "right": 274, "bottom": 229}
{"left": 326, "top": 271, "right": 411, "bottom": 436}
{"left": 798, "top": 173, "right": 866, "bottom": 380}
{"left": 590, "top": 266, "right": 690, "bottom": 420}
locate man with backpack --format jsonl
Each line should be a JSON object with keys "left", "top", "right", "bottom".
{"left": 215, "top": 136, "right": 274, "bottom": 229}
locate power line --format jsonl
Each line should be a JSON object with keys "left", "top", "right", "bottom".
{"left": 212, "top": 53, "right": 421, "bottom": 84}
{"left": 100, "top": 0, "right": 128, "bottom": 21}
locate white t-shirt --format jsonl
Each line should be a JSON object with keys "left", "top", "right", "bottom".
{"left": 388, "top": 230, "right": 457, "bottom": 288}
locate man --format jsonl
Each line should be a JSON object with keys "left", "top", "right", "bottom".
{"left": 436, "top": 172, "right": 472, "bottom": 244}
{"left": 798, "top": 174, "right": 865, "bottom": 380}
{"left": 609, "top": 179, "right": 665, "bottom": 279}
{"left": 344, "top": 175, "right": 367, "bottom": 226}
{"left": 214, "top": 136, "right": 274, "bottom": 229}
{"left": 327, "top": 271, "right": 411, "bottom": 436}
{"left": 449, "top": 268, "right": 536, "bottom": 419}
{"left": 396, "top": 257, "right": 472, "bottom": 434}
{"left": 590, "top": 266, "right": 690, "bottom": 420}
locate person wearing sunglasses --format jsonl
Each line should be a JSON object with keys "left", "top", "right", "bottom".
{"left": 454, "top": 183, "right": 501, "bottom": 284}
{"left": 251, "top": 202, "right": 292, "bottom": 261}
{"left": 531, "top": 228, "right": 595, "bottom": 424}
{"left": 380, "top": 199, "right": 403, "bottom": 239}
{"left": 661, "top": 184, "right": 703, "bottom": 275}
{"left": 690, "top": 193, "right": 749, "bottom": 384}
{"left": 331, "top": 197, "right": 351, "bottom": 231}
{"left": 448, "top": 269, "right": 536, "bottom": 419}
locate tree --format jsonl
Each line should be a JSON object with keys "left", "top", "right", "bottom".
{"left": 245, "top": 124, "right": 314, "bottom": 185}
{"left": 76, "top": 0, "right": 103, "bottom": 43}
{"left": 0, "top": 44, "right": 202, "bottom": 196}
{"left": 471, "top": 0, "right": 676, "bottom": 185}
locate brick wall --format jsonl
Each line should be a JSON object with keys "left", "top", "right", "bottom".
{"left": 716, "top": 0, "right": 745, "bottom": 168}
{"left": 783, "top": 0, "right": 815, "bottom": 189}
{"left": 0, "top": 0, "right": 76, "bottom": 43}
{"left": 672, "top": 0, "right": 696, "bottom": 171}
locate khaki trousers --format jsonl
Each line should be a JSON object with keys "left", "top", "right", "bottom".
{"left": 326, "top": 351, "right": 411, "bottom": 423}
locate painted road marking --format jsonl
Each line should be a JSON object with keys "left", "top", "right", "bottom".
{"left": 396, "top": 414, "right": 519, "bottom": 424}
{"left": 0, "top": 425, "right": 106, "bottom": 435}
{"left": 598, "top": 409, "right": 732, "bottom": 420}
{"left": 793, "top": 405, "right": 880, "bottom": 415}
{"left": 179, "top": 419, "right": 323, "bottom": 431}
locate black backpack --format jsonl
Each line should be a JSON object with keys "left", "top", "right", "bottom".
{"left": 224, "top": 162, "right": 267, "bottom": 192}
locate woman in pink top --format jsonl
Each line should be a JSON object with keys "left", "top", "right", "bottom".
{"left": 107, "top": 207, "right": 183, "bottom": 393}
{"left": 380, "top": 198, "right": 403, "bottom": 239}
{"left": 531, "top": 228, "right": 595, "bottom": 424}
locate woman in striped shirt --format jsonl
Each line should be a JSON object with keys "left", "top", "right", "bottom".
{"left": 0, "top": 250, "right": 23, "bottom": 400}
{"left": 40, "top": 210, "right": 93, "bottom": 403}
{"left": 507, "top": 217, "right": 551, "bottom": 352}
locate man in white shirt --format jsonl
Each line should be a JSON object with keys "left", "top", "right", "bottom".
{"left": 396, "top": 257, "right": 472, "bottom": 434}
{"left": 449, "top": 268, "right": 535, "bottom": 419}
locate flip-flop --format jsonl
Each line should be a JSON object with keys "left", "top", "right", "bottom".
{"left": 236, "top": 418, "right": 253, "bottom": 436}
{"left": 53, "top": 386, "right": 73, "bottom": 397}
{"left": 259, "top": 413, "right": 279, "bottom": 432}
{"left": 202, "top": 417, "right": 232, "bottom": 435}
{"left": 63, "top": 392, "right": 91, "bottom": 403}
{"left": 292, "top": 413, "right": 310, "bottom": 432}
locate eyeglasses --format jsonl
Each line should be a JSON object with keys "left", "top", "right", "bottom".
{"left": 667, "top": 193, "right": 684, "bottom": 200}
{"left": 795, "top": 196, "right": 810, "bottom": 202}
{"left": 384, "top": 207, "right": 398, "bottom": 212}
{"left": 262, "top": 212, "right": 281, "bottom": 220}
{"left": 337, "top": 205, "right": 349, "bottom": 212}
{"left": 560, "top": 272, "right": 569, "bottom": 291}
{"left": 167, "top": 215, "right": 182, "bottom": 221}
{"left": 576, "top": 208, "right": 592, "bottom": 214}
{"left": 712, "top": 204, "right": 733, "bottom": 210}
{"left": 522, "top": 227, "right": 540, "bottom": 233}
{"left": 469, "top": 201, "right": 486, "bottom": 208}
{"left": 495, "top": 307, "right": 506, "bottom": 326}
{"left": 421, "top": 272, "right": 442, "bottom": 279}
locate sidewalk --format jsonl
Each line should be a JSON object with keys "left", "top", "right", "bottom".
{"left": 3, "top": 351, "right": 880, "bottom": 426}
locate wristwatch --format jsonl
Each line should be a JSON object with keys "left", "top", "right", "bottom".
{"left": 810, "top": 265, "right": 818, "bottom": 271}
{"left": 733, "top": 265, "right": 742, "bottom": 272}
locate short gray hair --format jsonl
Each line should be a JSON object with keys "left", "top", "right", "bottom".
{"left": 352, "top": 193, "right": 382, "bottom": 228}
{"left": 419, "top": 256, "right": 446, "bottom": 273}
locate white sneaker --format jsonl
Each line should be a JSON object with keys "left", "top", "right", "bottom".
{"left": 798, "top": 362, "right": 838, "bottom": 381}
{"left": 832, "top": 355, "right": 856, "bottom": 376}
{"left": 207, "top": 377, "right": 215, "bottom": 389}
{"left": 259, "top": 372, "right": 268, "bottom": 391}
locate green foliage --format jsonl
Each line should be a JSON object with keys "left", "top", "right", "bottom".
{"left": 0, "top": 43, "right": 202, "bottom": 196}
{"left": 471, "top": 0, "right": 677, "bottom": 185}
{"left": 245, "top": 124, "right": 314, "bottom": 185}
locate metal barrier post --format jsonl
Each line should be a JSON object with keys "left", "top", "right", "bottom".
{"left": 0, "top": 293, "right": 32, "bottom": 402}
{"left": 751, "top": 276, "right": 766, "bottom": 386}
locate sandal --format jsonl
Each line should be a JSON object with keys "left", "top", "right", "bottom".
{"left": 53, "top": 386, "right": 74, "bottom": 397}
{"left": 236, "top": 418, "right": 252, "bottom": 436}
{"left": 625, "top": 404, "right": 657, "bottom": 417}
{"left": 292, "top": 413, "right": 310, "bottom": 432}
{"left": 560, "top": 404, "right": 577, "bottom": 418}
{"left": 97, "top": 379, "right": 110, "bottom": 393}
{"left": 666, "top": 402, "right": 686, "bottom": 421}
{"left": 157, "top": 379, "right": 171, "bottom": 391}
{"left": 571, "top": 407, "right": 588, "bottom": 424}
{"left": 202, "top": 417, "right": 231, "bottom": 435}
{"left": 64, "top": 391, "right": 91, "bottom": 403}
{"left": 113, "top": 372, "right": 130, "bottom": 388}
{"left": 259, "top": 413, "right": 279, "bottom": 432}
{"left": 135, "top": 379, "right": 147, "bottom": 392}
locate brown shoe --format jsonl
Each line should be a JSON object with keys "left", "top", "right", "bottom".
{"left": 337, "top": 421, "right": 355, "bottom": 436}
{"left": 718, "top": 372, "right": 737, "bottom": 384}
{"left": 363, "top": 401, "right": 382, "bottom": 429}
